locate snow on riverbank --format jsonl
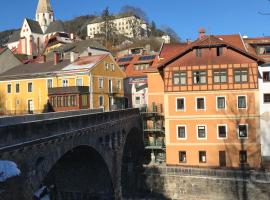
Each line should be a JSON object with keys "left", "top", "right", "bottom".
{"left": 0, "top": 160, "right": 21, "bottom": 182}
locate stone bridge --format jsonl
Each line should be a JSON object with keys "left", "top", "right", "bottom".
{"left": 0, "top": 108, "right": 144, "bottom": 200}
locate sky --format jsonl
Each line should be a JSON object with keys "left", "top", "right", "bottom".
{"left": 0, "top": 0, "right": 269, "bottom": 40}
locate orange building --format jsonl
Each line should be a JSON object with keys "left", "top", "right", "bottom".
{"left": 147, "top": 30, "right": 265, "bottom": 168}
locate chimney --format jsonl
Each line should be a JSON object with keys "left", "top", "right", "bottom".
{"left": 70, "top": 51, "right": 79, "bottom": 63}
{"left": 198, "top": 28, "right": 206, "bottom": 39}
{"left": 54, "top": 51, "right": 60, "bottom": 65}
{"left": 186, "top": 39, "right": 192, "bottom": 44}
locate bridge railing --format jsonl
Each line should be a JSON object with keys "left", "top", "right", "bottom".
{"left": 0, "top": 108, "right": 140, "bottom": 151}
{"left": 0, "top": 109, "right": 103, "bottom": 126}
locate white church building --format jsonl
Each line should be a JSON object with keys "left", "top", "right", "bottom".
{"left": 6, "top": 0, "right": 70, "bottom": 56}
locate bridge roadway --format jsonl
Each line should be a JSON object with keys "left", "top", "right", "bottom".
{"left": 0, "top": 108, "right": 143, "bottom": 200}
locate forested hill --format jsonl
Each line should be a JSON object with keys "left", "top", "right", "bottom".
{"left": 0, "top": 6, "right": 180, "bottom": 47}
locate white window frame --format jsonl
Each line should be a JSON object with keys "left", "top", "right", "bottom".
{"left": 98, "top": 95, "right": 104, "bottom": 107}
{"left": 197, "top": 125, "right": 207, "bottom": 140}
{"left": 111, "top": 63, "right": 115, "bottom": 71}
{"left": 237, "top": 124, "right": 248, "bottom": 139}
{"left": 195, "top": 97, "right": 206, "bottom": 111}
{"left": 62, "top": 79, "right": 69, "bottom": 87}
{"left": 237, "top": 95, "right": 247, "bottom": 110}
{"left": 216, "top": 96, "right": 226, "bottom": 110}
{"left": 177, "top": 125, "right": 187, "bottom": 140}
{"left": 217, "top": 124, "right": 228, "bottom": 139}
{"left": 176, "top": 97, "right": 186, "bottom": 111}
{"left": 98, "top": 77, "right": 104, "bottom": 89}
{"left": 27, "top": 82, "right": 33, "bottom": 93}
{"left": 7, "top": 83, "right": 12, "bottom": 94}
{"left": 46, "top": 79, "right": 53, "bottom": 89}
{"left": 76, "top": 78, "right": 83, "bottom": 86}
{"left": 135, "top": 96, "right": 141, "bottom": 105}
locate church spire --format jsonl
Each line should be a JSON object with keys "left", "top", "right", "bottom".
{"left": 36, "top": 0, "right": 54, "bottom": 33}
{"left": 36, "top": 0, "right": 53, "bottom": 14}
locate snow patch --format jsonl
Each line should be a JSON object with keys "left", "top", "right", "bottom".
{"left": 0, "top": 160, "right": 21, "bottom": 182}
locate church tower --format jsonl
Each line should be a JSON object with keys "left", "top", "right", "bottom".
{"left": 36, "top": 0, "right": 54, "bottom": 33}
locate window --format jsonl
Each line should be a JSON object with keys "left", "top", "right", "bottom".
{"left": 76, "top": 78, "right": 83, "bottom": 86}
{"left": 99, "top": 96, "right": 104, "bottom": 107}
{"left": 216, "top": 96, "right": 226, "bottom": 109}
{"left": 217, "top": 125, "right": 227, "bottom": 139}
{"left": 179, "top": 151, "right": 186, "bottom": 163}
{"left": 7, "top": 84, "right": 11, "bottom": 93}
{"left": 28, "top": 82, "right": 33, "bottom": 92}
{"left": 70, "top": 95, "right": 77, "bottom": 106}
{"left": 111, "top": 64, "right": 115, "bottom": 71}
{"left": 197, "top": 125, "right": 206, "bottom": 139}
{"left": 216, "top": 47, "right": 223, "bottom": 56}
{"left": 135, "top": 96, "right": 141, "bottom": 104}
{"left": 15, "top": 83, "right": 20, "bottom": 93}
{"left": 177, "top": 125, "right": 186, "bottom": 139}
{"left": 104, "top": 62, "right": 110, "bottom": 70}
{"left": 199, "top": 151, "right": 206, "bottom": 163}
{"left": 264, "top": 94, "right": 270, "bottom": 103}
{"left": 98, "top": 78, "right": 104, "bottom": 89}
{"left": 238, "top": 124, "right": 248, "bottom": 138}
{"left": 81, "top": 95, "right": 88, "bottom": 107}
{"left": 62, "top": 80, "right": 68, "bottom": 87}
{"left": 47, "top": 79, "right": 53, "bottom": 88}
{"left": 116, "top": 80, "right": 121, "bottom": 91}
{"left": 196, "top": 97, "right": 205, "bottom": 110}
{"left": 195, "top": 48, "right": 202, "bottom": 57}
{"left": 234, "top": 69, "right": 248, "bottom": 83}
{"left": 176, "top": 98, "right": 185, "bottom": 110}
{"left": 257, "top": 45, "right": 270, "bottom": 55}
{"left": 173, "top": 72, "right": 187, "bottom": 85}
{"left": 263, "top": 72, "right": 270, "bottom": 82}
{"left": 239, "top": 151, "right": 247, "bottom": 164}
{"left": 213, "top": 70, "right": 227, "bottom": 83}
{"left": 193, "top": 71, "right": 207, "bottom": 84}
{"left": 237, "top": 96, "right": 247, "bottom": 109}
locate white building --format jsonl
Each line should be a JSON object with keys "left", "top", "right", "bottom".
{"left": 87, "top": 14, "right": 149, "bottom": 39}
{"left": 259, "top": 63, "right": 270, "bottom": 164}
{"left": 6, "top": 0, "right": 70, "bottom": 56}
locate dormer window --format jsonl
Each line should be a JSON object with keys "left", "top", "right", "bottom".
{"left": 216, "top": 47, "right": 223, "bottom": 56}
{"left": 257, "top": 45, "right": 270, "bottom": 55}
{"left": 195, "top": 49, "right": 202, "bottom": 57}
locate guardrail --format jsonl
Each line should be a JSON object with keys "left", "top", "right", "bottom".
{"left": 0, "top": 108, "right": 140, "bottom": 150}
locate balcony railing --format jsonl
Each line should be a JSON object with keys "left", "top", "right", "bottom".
{"left": 48, "top": 86, "right": 90, "bottom": 95}
{"left": 145, "top": 137, "right": 165, "bottom": 149}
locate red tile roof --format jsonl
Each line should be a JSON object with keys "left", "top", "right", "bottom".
{"left": 116, "top": 54, "right": 159, "bottom": 77}
{"left": 157, "top": 35, "right": 264, "bottom": 70}
{"left": 159, "top": 43, "right": 188, "bottom": 60}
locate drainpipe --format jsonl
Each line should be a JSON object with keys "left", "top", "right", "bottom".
{"left": 89, "top": 73, "right": 93, "bottom": 109}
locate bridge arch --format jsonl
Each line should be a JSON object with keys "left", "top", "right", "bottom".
{"left": 38, "top": 145, "right": 115, "bottom": 199}
{"left": 120, "top": 127, "right": 145, "bottom": 198}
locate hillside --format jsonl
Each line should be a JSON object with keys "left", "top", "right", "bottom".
{"left": 0, "top": 11, "right": 180, "bottom": 47}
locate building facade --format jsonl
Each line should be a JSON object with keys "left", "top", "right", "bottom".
{"left": 147, "top": 32, "right": 264, "bottom": 168}
{"left": 6, "top": 0, "right": 71, "bottom": 56}
{"left": 87, "top": 14, "right": 149, "bottom": 39}
{"left": 0, "top": 53, "right": 125, "bottom": 115}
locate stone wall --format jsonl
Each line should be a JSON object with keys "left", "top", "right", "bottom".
{"left": 133, "top": 166, "right": 270, "bottom": 200}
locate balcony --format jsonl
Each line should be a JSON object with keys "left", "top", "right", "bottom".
{"left": 145, "top": 137, "right": 165, "bottom": 149}
{"left": 48, "top": 86, "right": 90, "bottom": 95}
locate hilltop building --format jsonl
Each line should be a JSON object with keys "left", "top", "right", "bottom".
{"left": 87, "top": 14, "right": 150, "bottom": 39}
{"left": 146, "top": 29, "right": 264, "bottom": 168}
{"left": 6, "top": 0, "right": 71, "bottom": 56}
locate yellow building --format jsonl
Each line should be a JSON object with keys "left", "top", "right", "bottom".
{"left": 0, "top": 53, "right": 125, "bottom": 115}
